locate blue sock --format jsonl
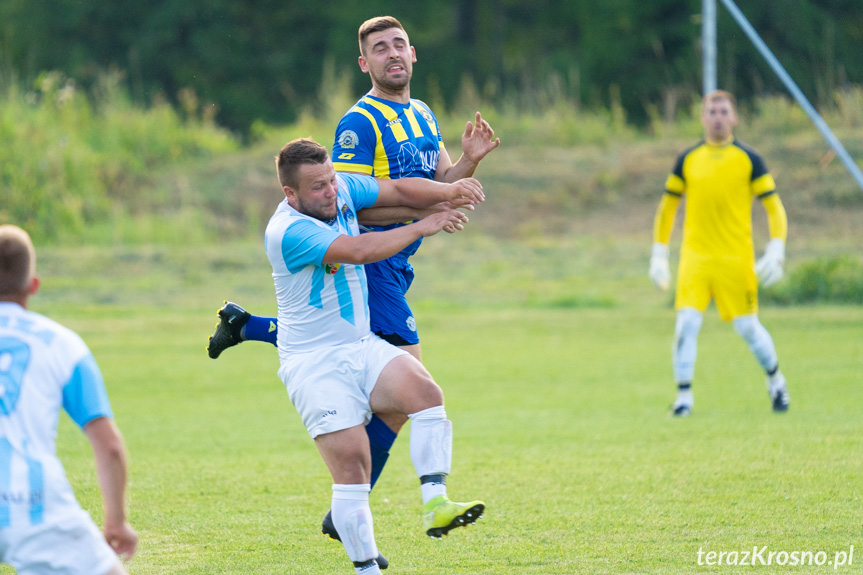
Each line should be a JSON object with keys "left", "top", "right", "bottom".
{"left": 243, "top": 315, "right": 278, "bottom": 346}
{"left": 365, "top": 414, "right": 397, "bottom": 490}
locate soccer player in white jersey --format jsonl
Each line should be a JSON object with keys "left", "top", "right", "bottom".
{"left": 266, "top": 138, "right": 485, "bottom": 574}
{"left": 0, "top": 225, "right": 137, "bottom": 574}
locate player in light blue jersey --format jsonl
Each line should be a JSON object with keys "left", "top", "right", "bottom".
{"left": 0, "top": 225, "right": 137, "bottom": 575}
{"left": 207, "top": 15, "right": 499, "bottom": 553}
{"left": 267, "top": 139, "right": 485, "bottom": 574}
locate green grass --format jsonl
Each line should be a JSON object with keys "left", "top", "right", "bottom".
{"left": 17, "top": 243, "right": 861, "bottom": 574}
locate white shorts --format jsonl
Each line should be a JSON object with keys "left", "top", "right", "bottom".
{"left": 278, "top": 334, "right": 408, "bottom": 438}
{"left": 0, "top": 510, "right": 119, "bottom": 575}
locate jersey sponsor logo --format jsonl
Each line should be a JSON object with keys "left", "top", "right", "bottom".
{"left": 337, "top": 130, "right": 359, "bottom": 150}
{"left": 406, "top": 316, "right": 417, "bottom": 332}
{"left": 338, "top": 152, "right": 356, "bottom": 160}
{"left": 325, "top": 263, "right": 341, "bottom": 275}
{"left": 386, "top": 118, "right": 403, "bottom": 128}
{"left": 318, "top": 409, "right": 338, "bottom": 422}
{"left": 0, "top": 489, "right": 43, "bottom": 507}
{"left": 397, "top": 143, "right": 439, "bottom": 175}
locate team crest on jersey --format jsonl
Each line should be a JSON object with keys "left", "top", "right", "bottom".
{"left": 419, "top": 109, "right": 434, "bottom": 123}
{"left": 337, "top": 130, "right": 359, "bottom": 149}
{"left": 341, "top": 203, "right": 355, "bottom": 223}
{"left": 325, "top": 263, "right": 341, "bottom": 275}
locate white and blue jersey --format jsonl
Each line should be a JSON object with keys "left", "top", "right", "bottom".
{"left": 265, "top": 173, "right": 380, "bottom": 357}
{"left": 0, "top": 302, "right": 112, "bottom": 530}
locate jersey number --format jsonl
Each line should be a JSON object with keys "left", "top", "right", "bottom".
{"left": 0, "top": 338, "right": 31, "bottom": 415}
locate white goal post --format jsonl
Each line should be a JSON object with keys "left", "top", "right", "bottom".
{"left": 702, "top": 0, "right": 863, "bottom": 193}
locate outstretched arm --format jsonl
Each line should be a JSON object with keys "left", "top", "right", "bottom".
{"left": 323, "top": 210, "right": 470, "bottom": 266}
{"left": 434, "top": 112, "right": 501, "bottom": 182}
{"left": 85, "top": 417, "right": 138, "bottom": 560}
{"left": 357, "top": 202, "right": 475, "bottom": 227}
{"left": 372, "top": 176, "right": 484, "bottom": 210}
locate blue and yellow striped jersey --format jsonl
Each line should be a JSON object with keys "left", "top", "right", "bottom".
{"left": 333, "top": 93, "right": 445, "bottom": 180}
{"left": 664, "top": 140, "right": 776, "bottom": 260}
{"left": 331, "top": 94, "right": 446, "bottom": 259}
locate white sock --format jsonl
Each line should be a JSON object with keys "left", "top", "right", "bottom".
{"left": 767, "top": 369, "right": 787, "bottom": 394}
{"left": 331, "top": 484, "right": 378, "bottom": 564}
{"left": 354, "top": 560, "right": 382, "bottom": 575}
{"left": 409, "top": 406, "right": 452, "bottom": 503}
{"left": 675, "top": 385, "right": 694, "bottom": 407}
{"left": 420, "top": 477, "right": 447, "bottom": 504}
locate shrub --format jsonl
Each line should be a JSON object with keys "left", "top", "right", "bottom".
{"left": 762, "top": 256, "right": 863, "bottom": 305}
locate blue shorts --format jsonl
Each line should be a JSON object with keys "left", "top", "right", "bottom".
{"left": 365, "top": 257, "right": 419, "bottom": 346}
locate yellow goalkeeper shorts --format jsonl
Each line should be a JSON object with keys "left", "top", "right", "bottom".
{"left": 675, "top": 251, "right": 758, "bottom": 321}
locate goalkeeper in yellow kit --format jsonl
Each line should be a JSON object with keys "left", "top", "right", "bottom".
{"left": 649, "top": 90, "right": 790, "bottom": 416}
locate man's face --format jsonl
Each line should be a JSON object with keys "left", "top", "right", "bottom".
{"left": 358, "top": 27, "right": 416, "bottom": 93}
{"left": 701, "top": 98, "right": 738, "bottom": 143}
{"left": 285, "top": 160, "right": 339, "bottom": 222}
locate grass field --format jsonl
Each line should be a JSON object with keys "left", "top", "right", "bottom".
{"left": 10, "top": 240, "right": 860, "bottom": 575}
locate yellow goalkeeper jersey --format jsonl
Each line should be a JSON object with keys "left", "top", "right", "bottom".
{"left": 664, "top": 140, "right": 776, "bottom": 260}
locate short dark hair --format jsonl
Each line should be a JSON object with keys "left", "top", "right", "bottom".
{"left": 0, "top": 225, "right": 36, "bottom": 295}
{"left": 358, "top": 16, "right": 406, "bottom": 57}
{"left": 275, "top": 138, "right": 330, "bottom": 189}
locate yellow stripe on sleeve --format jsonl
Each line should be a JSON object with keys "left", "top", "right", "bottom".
{"left": 333, "top": 163, "right": 373, "bottom": 175}
{"left": 760, "top": 193, "right": 788, "bottom": 241}
{"left": 353, "top": 106, "right": 390, "bottom": 178}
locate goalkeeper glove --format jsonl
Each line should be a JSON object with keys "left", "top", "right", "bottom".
{"left": 755, "top": 238, "right": 785, "bottom": 287}
{"left": 649, "top": 242, "right": 671, "bottom": 291}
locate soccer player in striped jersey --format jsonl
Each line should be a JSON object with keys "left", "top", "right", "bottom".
{"left": 207, "top": 16, "right": 499, "bottom": 557}
{"left": 0, "top": 225, "right": 137, "bottom": 574}
{"left": 648, "top": 90, "right": 790, "bottom": 417}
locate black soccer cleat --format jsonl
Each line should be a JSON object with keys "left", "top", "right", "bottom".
{"left": 206, "top": 301, "right": 250, "bottom": 359}
{"left": 672, "top": 403, "right": 692, "bottom": 417}
{"left": 771, "top": 387, "right": 790, "bottom": 413}
{"left": 323, "top": 510, "right": 389, "bottom": 570}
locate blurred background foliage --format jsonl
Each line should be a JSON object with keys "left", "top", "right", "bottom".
{"left": 1, "top": 0, "right": 861, "bottom": 131}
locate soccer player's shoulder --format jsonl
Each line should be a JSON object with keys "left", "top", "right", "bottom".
{"left": 409, "top": 98, "right": 437, "bottom": 119}
{"left": 731, "top": 140, "right": 769, "bottom": 174}
{"left": 671, "top": 140, "right": 704, "bottom": 174}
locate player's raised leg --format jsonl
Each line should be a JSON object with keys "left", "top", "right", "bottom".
{"left": 733, "top": 314, "right": 789, "bottom": 412}
{"left": 370, "top": 352, "right": 485, "bottom": 539}
{"left": 206, "top": 301, "right": 277, "bottom": 358}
